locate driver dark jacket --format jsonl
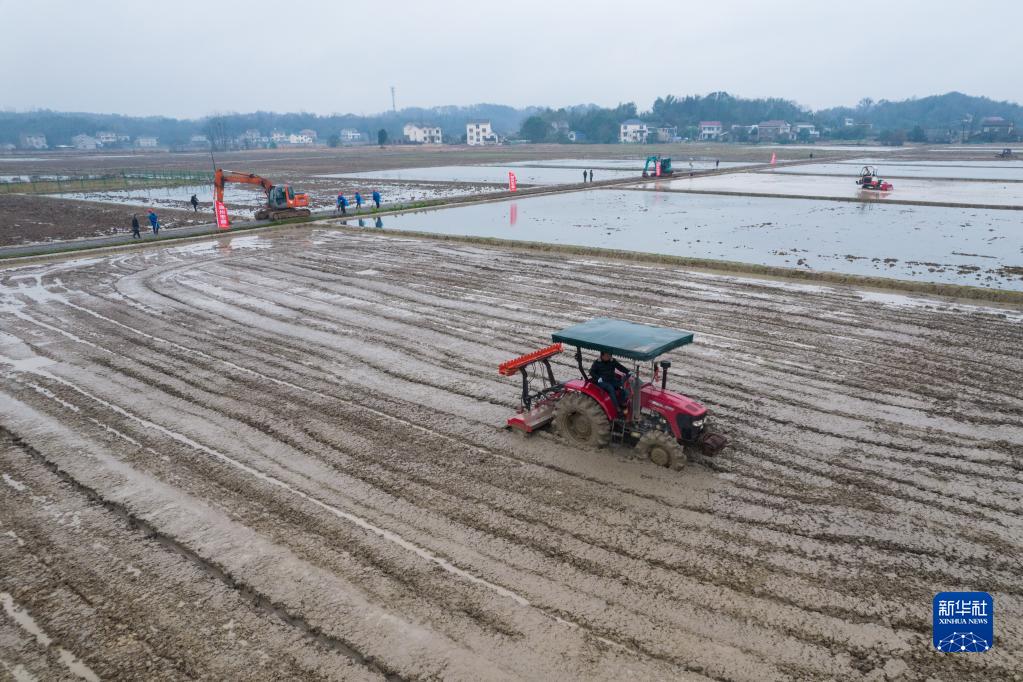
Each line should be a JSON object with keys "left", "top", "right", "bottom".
{"left": 590, "top": 358, "right": 628, "bottom": 382}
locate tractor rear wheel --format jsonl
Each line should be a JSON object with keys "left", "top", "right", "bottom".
{"left": 553, "top": 393, "right": 610, "bottom": 448}
{"left": 637, "top": 430, "right": 686, "bottom": 470}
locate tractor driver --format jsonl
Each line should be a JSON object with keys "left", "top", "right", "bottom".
{"left": 590, "top": 351, "right": 630, "bottom": 414}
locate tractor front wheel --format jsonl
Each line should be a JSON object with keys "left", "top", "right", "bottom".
{"left": 553, "top": 393, "right": 610, "bottom": 448}
{"left": 637, "top": 430, "right": 686, "bottom": 470}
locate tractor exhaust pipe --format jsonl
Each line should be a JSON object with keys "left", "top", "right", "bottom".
{"left": 659, "top": 360, "right": 670, "bottom": 390}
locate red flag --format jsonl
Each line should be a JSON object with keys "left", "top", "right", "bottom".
{"left": 770, "top": 152, "right": 777, "bottom": 165}
{"left": 655, "top": 160, "right": 661, "bottom": 177}
{"left": 508, "top": 171, "right": 517, "bottom": 192}
{"left": 214, "top": 201, "right": 230, "bottom": 229}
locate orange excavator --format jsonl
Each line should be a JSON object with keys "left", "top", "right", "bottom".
{"left": 214, "top": 169, "right": 311, "bottom": 221}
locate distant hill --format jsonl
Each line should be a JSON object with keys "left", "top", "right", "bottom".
{"left": 0, "top": 104, "right": 539, "bottom": 148}
{"left": 0, "top": 92, "right": 1018, "bottom": 148}
{"left": 816, "top": 92, "right": 1023, "bottom": 130}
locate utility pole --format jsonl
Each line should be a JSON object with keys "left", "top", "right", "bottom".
{"left": 391, "top": 86, "right": 397, "bottom": 113}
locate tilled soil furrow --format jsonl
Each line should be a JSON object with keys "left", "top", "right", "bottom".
{"left": 2, "top": 231, "right": 1020, "bottom": 680}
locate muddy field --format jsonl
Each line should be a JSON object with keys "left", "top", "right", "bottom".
{"left": 0, "top": 229, "right": 1020, "bottom": 680}
{"left": 0, "top": 194, "right": 205, "bottom": 246}
{"left": 0, "top": 144, "right": 1008, "bottom": 248}
{"left": 0, "top": 143, "right": 843, "bottom": 178}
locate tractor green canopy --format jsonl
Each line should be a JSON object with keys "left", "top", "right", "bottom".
{"left": 552, "top": 317, "right": 694, "bottom": 362}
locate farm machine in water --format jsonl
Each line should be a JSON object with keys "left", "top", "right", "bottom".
{"left": 499, "top": 318, "right": 727, "bottom": 470}
{"left": 214, "top": 169, "right": 311, "bottom": 221}
{"left": 855, "top": 166, "right": 893, "bottom": 191}
{"left": 642, "top": 155, "right": 674, "bottom": 178}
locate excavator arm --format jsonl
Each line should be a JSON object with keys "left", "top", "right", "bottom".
{"left": 213, "top": 169, "right": 275, "bottom": 203}
{"left": 212, "top": 168, "right": 311, "bottom": 222}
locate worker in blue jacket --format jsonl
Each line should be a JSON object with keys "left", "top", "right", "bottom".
{"left": 354, "top": 192, "right": 363, "bottom": 212}
{"left": 372, "top": 190, "right": 381, "bottom": 209}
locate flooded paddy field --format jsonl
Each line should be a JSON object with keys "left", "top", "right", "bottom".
{"left": 765, "top": 162, "right": 1023, "bottom": 182}
{"left": 646, "top": 172, "right": 1023, "bottom": 208}
{"left": 1, "top": 231, "right": 1020, "bottom": 680}
{"left": 502, "top": 158, "right": 757, "bottom": 170}
{"left": 321, "top": 165, "right": 639, "bottom": 185}
{"left": 0, "top": 145, "right": 738, "bottom": 177}
{"left": 351, "top": 189, "right": 1023, "bottom": 290}
{"left": 53, "top": 179, "right": 501, "bottom": 216}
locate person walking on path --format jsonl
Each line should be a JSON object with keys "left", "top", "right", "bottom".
{"left": 715, "top": 159, "right": 720, "bottom": 169}
{"left": 190, "top": 194, "right": 199, "bottom": 212}
{"left": 589, "top": 169, "right": 594, "bottom": 182}
{"left": 372, "top": 190, "right": 381, "bottom": 209}
{"left": 336, "top": 193, "right": 344, "bottom": 215}
{"left": 354, "top": 192, "right": 363, "bottom": 212}
{"left": 338, "top": 194, "right": 348, "bottom": 215}
{"left": 131, "top": 214, "right": 141, "bottom": 239}
{"left": 582, "top": 170, "right": 588, "bottom": 183}
{"left": 147, "top": 210, "right": 160, "bottom": 235}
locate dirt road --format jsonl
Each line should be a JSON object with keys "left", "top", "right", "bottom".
{"left": 1, "top": 230, "right": 1020, "bottom": 680}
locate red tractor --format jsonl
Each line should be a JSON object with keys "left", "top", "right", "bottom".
{"left": 499, "top": 318, "right": 727, "bottom": 469}
{"left": 855, "top": 165, "right": 893, "bottom": 191}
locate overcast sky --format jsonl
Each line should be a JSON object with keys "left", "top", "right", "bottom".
{"left": 3, "top": 0, "right": 1020, "bottom": 119}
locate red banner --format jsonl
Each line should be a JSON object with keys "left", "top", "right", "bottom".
{"left": 508, "top": 172, "right": 517, "bottom": 192}
{"left": 655, "top": 160, "right": 661, "bottom": 177}
{"left": 770, "top": 152, "right": 777, "bottom": 165}
{"left": 214, "top": 201, "right": 230, "bottom": 229}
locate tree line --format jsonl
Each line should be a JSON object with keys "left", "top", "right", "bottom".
{"left": 2, "top": 91, "right": 1019, "bottom": 149}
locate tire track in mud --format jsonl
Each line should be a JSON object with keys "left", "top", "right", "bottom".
{"left": 14, "top": 253, "right": 1023, "bottom": 568}
{"left": 128, "top": 257, "right": 1023, "bottom": 536}
{"left": 14, "top": 263, "right": 1023, "bottom": 593}
{"left": 0, "top": 316, "right": 998, "bottom": 678}
{"left": 2, "top": 231, "right": 1020, "bottom": 680}
{"left": 1, "top": 331, "right": 912, "bottom": 678}
{"left": 0, "top": 425, "right": 397, "bottom": 682}
{"left": 6, "top": 329, "right": 855, "bottom": 670}
{"left": 3, "top": 363, "right": 717, "bottom": 679}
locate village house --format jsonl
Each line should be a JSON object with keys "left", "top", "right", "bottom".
{"left": 288, "top": 132, "right": 314, "bottom": 145}
{"left": 466, "top": 120, "right": 498, "bottom": 146}
{"left": 403, "top": 123, "right": 443, "bottom": 144}
{"left": 699, "top": 121, "right": 724, "bottom": 141}
{"left": 134, "top": 136, "right": 159, "bottom": 148}
{"left": 549, "top": 121, "right": 569, "bottom": 137}
{"left": 649, "top": 125, "right": 679, "bottom": 143}
{"left": 756, "top": 120, "right": 793, "bottom": 142}
{"left": 71, "top": 134, "right": 99, "bottom": 150}
{"left": 18, "top": 133, "right": 47, "bottom": 149}
{"left": 793, "top": 123, "right": 820, "bottom": 140}
{"left": 980, "top": 116, "right": 1014, "bottom": 136}
{"left": 619, "top": 119, "right": 648, "bottom": 143}
{"left": 339, "top": 128, "right": 363, "bottom": 143}
{"left": 270, "top": 130, "right": 288, "bottom": 144}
